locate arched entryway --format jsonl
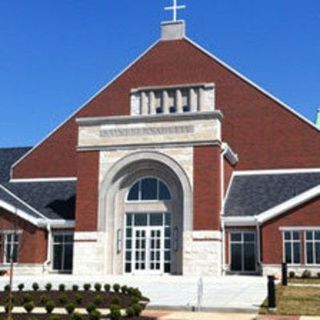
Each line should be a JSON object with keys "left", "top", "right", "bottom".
{"left": 99, "top": 151, "right": 192, "bottom": 275}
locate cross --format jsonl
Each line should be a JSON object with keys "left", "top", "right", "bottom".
{"left": 164, "top": 0, "right": 186, "bottom": 22}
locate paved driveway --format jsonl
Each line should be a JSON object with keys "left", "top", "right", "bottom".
{"left": 0, "top": 274, "right": 267, "bottom": 312}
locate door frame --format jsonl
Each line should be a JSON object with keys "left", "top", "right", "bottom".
{"left": 229, "top": 230, "right": 258, "bottom": 274}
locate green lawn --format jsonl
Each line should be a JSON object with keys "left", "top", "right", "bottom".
{"left": 289, "top": 278, "right": 320, "bottom": 285}
{"left": 260, "top": 285, "right": 320, "bottom": 316}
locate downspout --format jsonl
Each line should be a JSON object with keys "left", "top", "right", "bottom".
{"left": 220, "top": 143, "right": 228, "bottom": 276}
{"left": 43, "top": 223, "right": 52, "bottom": 273}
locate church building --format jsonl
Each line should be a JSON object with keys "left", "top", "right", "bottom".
{"left": 0, "top": 12, "right": 320, "bottom": 277}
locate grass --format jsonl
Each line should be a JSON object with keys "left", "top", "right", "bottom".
{"left": 260, "top": 285, "right": 320, "bottom": 316}
{"left": 289, "top": 277, "right": 320, "bottom": 284}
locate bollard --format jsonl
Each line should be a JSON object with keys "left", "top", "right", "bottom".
{"left": 282, "top": 263, "right": 288, "bottom": 286}
{"left": 268, "top": 275, "right": 276, "bottom": 309}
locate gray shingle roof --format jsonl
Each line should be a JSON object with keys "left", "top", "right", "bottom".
{"left": 224, "top": 172, "right": 320, "bottom": 217}
{"left": 0, "top": 147, "right": 31, "bottom": 182}
{"left": 1, "top": 181, "right": 76, "bottom": 221}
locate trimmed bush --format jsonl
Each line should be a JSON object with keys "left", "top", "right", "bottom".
{"left": 27, "top": 317, "right": 38, "bottom": 320}
{"left": 94, "top": 283, "right": 102, "bottom": 292}
{"left": 24, "top": 301, "right": 35, "bottom": 313}
{"left": 89, "top": 310, "right": 101, "bottom": 320}
{"left": 132, "top": 303, "right": 143, "bottom": 316}
{"left": 32, "top": 282, "right": 39, "bottom": 291}
{"left": 40, "top": 295, "right": 49, "bottom": 305}
{"left": 131, "top": 296, "right": 140, "bottom": 304}
{"left": 104, "top": 284, "right": 110, "bottom": 292}
{"left": 111, "top": 296, "right": 120, "bottom": 305}
{"left": 47, "top": 316, "right": 61, "bottom": 320}
{"left": 121, "top": 285, "right": 128, "bottom": 294}
{"left": 93, "top": 295, "right": 103, "bottom": 306}
{"left": 72, "top": 284, "right": 79, "bottom": 292}
{"left": 289, "top": 271, "right": 295, "bottom": 279}
{"left": 18, "top": 283, "right": 25, "bottom": 292}
{"left": 317, "top": 272, "right": 320, "bottom": 278}
{"left": 5, "top": 302, "right": 14, "bottom": 314}
{"left": 126, "top": 306, "right": 135, "bottom": 318}
{"left": 86, "top": 303, "right": 96, "bottom": 314}
{"left": 66, "top": 303, "right": 76, "bottom": 315}
{"left": 59, "top": 284, "right": 66, "bottom": 292}
{"left": 23, "top": 294, "right": 33, "bottom": 304}
{"left": 109, "top": 304, "right": 121, "bottom": 320}
{"left": 84, "top": 283, "right": 91, "bottom": 291}
{"left": 4, "top": 284, "right": 11, "bottom": 292}
{"left": 45, "top": 283, "right": 52, "bottom": 291}
{"left": 45, "top": 301, "right": 55, "bottom": 314}
{"left": 302, "top": 269, "right": 312, "bottom": 279}
{"left": 58, "top": 294, "right": 68, "bottom": 305}
{"left": 75, "top": 293, "right": 83, "bottom": 305}
{"left": 113, "top": 283, "right": 120, "bottom": 293}
{"left": 72, "top": 312, "right": 83, "bottom": 320}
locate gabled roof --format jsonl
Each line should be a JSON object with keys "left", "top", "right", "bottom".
{"left": 224, "top": 171, "right": 320, "bottom": 218}
{"left": 0, "top": 147, "right": 31, "bottom": 182}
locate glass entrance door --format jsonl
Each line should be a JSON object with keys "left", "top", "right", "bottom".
{"left": 125, "top": 213, "right": 171, "bottom": 274}
{"left": 230, "top": 231, "right": 257, "bottom": 273}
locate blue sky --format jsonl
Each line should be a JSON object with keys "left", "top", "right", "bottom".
{"left": 0, "top": 0, "right": 319, "bottom": 147}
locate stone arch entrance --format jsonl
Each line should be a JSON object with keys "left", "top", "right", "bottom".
{"left": 99, "top": 151, "right": 192, "bottom": 275}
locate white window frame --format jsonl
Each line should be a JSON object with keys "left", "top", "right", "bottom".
{"left": 3, "top": 231, "right": 21, "bottom": 265}
{"left": 51, "top": 232, "right": 74, "bottom": 272}
{"left": 126, "top": 176, "right": 171, "bottom": 203}
{"left": 305, "top": 229, "right": 320, "bottom": 266}
{"left": 282, "top": 231, "right": 301, "bottom": 265}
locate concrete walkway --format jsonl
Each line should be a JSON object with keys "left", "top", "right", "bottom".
{"left": 0, "top": 274, "right": 267, "bottom": 312}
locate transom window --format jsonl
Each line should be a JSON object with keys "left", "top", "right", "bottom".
{"left": 127, "top": 178, "right": 171, "bottom": 201}
{"left": 306, "top": 230, "right": 320, "bottom": 265}
{"left": 283, "top": 231, "right": 301, "bottom": 264}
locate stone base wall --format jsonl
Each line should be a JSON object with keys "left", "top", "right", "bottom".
{"left": 0, "top": 264, "right": 44, "bottom": 275}
{"left": 262, "top": 264, "right": 320, "bottom": 277}
{"left": 72, "top": 232, "right": 106, "bottom": 275}
{"left": 183, "top": 231, "right": 222, "bottom": 276}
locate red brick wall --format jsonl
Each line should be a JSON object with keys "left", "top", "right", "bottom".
{"left": 193, "top": 146, "right": 221, "bottom": 230}
{"left": 12, "top": 39, "right": 320, "bottom": 179}
{"left": 261, "top": 196, "right": 320, "bottom": 264}
{"left": 0, "top": 208, "right": 47, "bottom": 264}
{"left": 75, "top": 151, "right": 100, "bottom": 231}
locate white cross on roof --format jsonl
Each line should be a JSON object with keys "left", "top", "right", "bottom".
{"left": 164, "top": 0, "right": 186, "bottom": 22}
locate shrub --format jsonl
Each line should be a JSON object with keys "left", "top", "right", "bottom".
{"left": 84, "top": 283, "right": 91, "bottom": 291}
{"left": 72, "top": 312, "right": 83, "bottom": 320}
{"left": 72, "top": 284, "right": 79, "bottom": 292}
{"left": 94, "top": 283, "right": 102, "bottom": 292}
{"left": 89, "top": 310, "right": 101, "bottom": 320}
{"left": 4, "top": 284, "right": 11, "bottom": 292}
{"left": 47, "top": 316, "right": 61, "bottom": 320}
{"left": 131, "top": 296, "right": 140, "bottom": 304}
{"left": 59, "top": 284, "right": 66, "bottom": 292}
{"left": 75, "top": 293, "right": 83, "bottom": 305}
{"left": 23, "top": 294, "right": 33, "bottom": 304}
{"left": 121, "top": 285, "right": 128, "bottom": 294}
{"left": 126, "top": 306, "right": 135, "bottom": 317}
{"left": 302, "top": 270, "right": 312, "bottom": 279}
{"left": 27, "top": 317, "right": 38, "bottom": 320}
{"left": 93, "top": 295, "right": 103, "bottom": 306}
{"left": 32, "top": 282, "right": 39, "bottom": 291}
{"left": 40, "top": 295, "right": 49, "bottom": 305}
{"left": 24, "top": 301, "right": 35, "bottom": 313}
{"left": 317, "top": 272, "right": 320, "bottom": 278}
{"left": 104, "top": 284, "right": 110, "bottom": 292}
{"left": 132, "top": 303, "right": 143, "bottom": 316}
{"left": 113, "top": 283, "right": 120, "bottom": 293}
{"left": 0, "top": 270, "right": 7, "bottom": 276}
{"left": 18, "top": 283, "right": 25, "bottom": 292}
{"left": 5, "top": 302, "right": 14, "bottom": 313}
{"left": 289, "top": 271, "right": 295, "bottom": 279}
{"left": 109, "top": 304, "right": 121, "bottom": 320}
{"left": 86, "top": 303, "right": 96, "bottom": 313}
{"left": 111, "top": 296, "right": 120, "bottom": 305}
{"left": 66, "top": 303, "right": 76, "bottom": 315}
{"left": 45, "top": 283, "right": 52, "bottom": 291}
{"left": 58, "top": 294, "right": 68, "bottom": 305}
{"left": 45, "top": 301, "right": 55, "bottom": 314}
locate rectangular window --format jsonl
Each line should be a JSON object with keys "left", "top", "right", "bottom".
{"left": 4, "top": 233, "right": 20, "bottom": 264}
{"left": 52, "top": 233, "right": 74, "bottom": 272}
{"left": 283, "top": 231, "right": 301, "bottom": 264}
{"left": 305, "top": 230, "right": 320, "bottom": 265}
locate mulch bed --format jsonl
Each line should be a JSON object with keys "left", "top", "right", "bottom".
{"left": 0, "top": 290, "right": 147, "bottom": 309}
